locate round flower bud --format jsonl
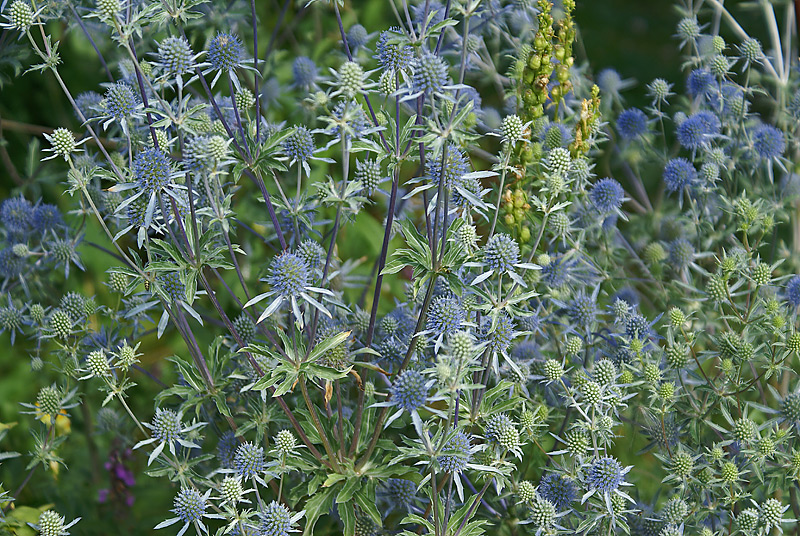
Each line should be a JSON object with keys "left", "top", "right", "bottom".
{"left": 104, "top": 83, "right": 138, "bottom": 121}
{"left": 37, "top": 510, "right": 67, "bottom": 536}
{"left": 47, "top": 128, "right": 77, "bottom": 160}
{"left": 565, "top": 336, "right": 583, "bottom": 356}
{"left": 752, "top": 262, "right": 771, "bottom": 285}
{"left": 662, "top": 498, "right": 688, "bottom": 525}
{"left": 29, "top": 303, "right": 45, "bottom": 323}
{"left": 437, "top": 430, "right": 471, "bottom": 473}
{"left": 761, "top": 498, "right": 784, "bottom": 528}
{"left": 587, "top": 456, "right": 625, "bottom": 493}
{"left": 220, "top": 476, "right": 243, "bottom": 504}
{"left": 282, "top": 127, "right": 314, "bottom": 162}
{"left": 566, "top": 430, "right": 589, "bottom": 457}
{"left": 117, "top": 341, "right": 138, "bottom": 368}
{"left": 789, "top": 333, "right": 800, "bottom": 354}
{"left": 485, "top": 413, "right": 520, "bottom": 451}
{"left": 529, "top": 496, "right": 556, "bottom": 528}
{"left": 235, "top": 88, "right": 255, "bottom": 110}
{"left": 449, "top": 331, "right": 474, "bottom": 362}
{"left": 593, "top": 359, "right": 616, "bottom": 385}
{"left": 666, "top": 344, "right": 689, "bottom": 369}
{"left": 338, "top": 61, "right": 366, "bottom": 98}
{"left": 233, "top": 314, "right": 256, "bottom": 345}
{"left": 671, "top": 451, "right": 693, "bottom": 477}
{"left": 484, "top": 233, "right": 519, "bottom": 273}
{"left": 268, "top": 252, "right": 309, "bottom": 297}
{"left": 378, "top": 70, "right": 396, "bottom": 95}
{"left": 619, "top": 370, "right": 633, "bottom": 384}
{"left": 49, "top": 309, "right": 72, "bottom": 339}
{"left": 517, "top": 480, "right": 536, "bottom": 503}
{"left": 739, "top": 37, "right": 762, "bottom": 63}
{"left": 676, "top": 17, "right": 701, "bottom": 41}
{"left": 502, "top": 114, "right": 524, "bottom": 143}
{"left": 390, "top": 370, "right": 429, "bottom": 412}
{"left": 758, "top": 436, "right": 775, "bottom": 457}
{"left": 354, "top": 159, "right": 383, "bottom": 195}
{"left": 668, "top": 307, "right": 686, "bottom": 328}
{"left": 643, "top": 363, "right": 662, "bottom": 384}
{"left": 9, "top": 0, "right": 34, "bottom": 31}
{"left": 706, "top": 275, "right": 727, "bottom": 302}
{"left": 544, "top": 359, "right": 564, "bottom": 382}
{"left": 658, "top": 382, "right": 675, "bottom": 400}
{"left": 582, "top": 381, "right": 602, "bottom": 406}
{"left": 86, "top": 350, "right": 110, "bottom": 377}
{"left": 151, "top": 408, "right": 182, "bottom": 443}
{"left": 738, "top": 508, "right": 759, "bottom": 532}
{"left": 733, "top": 418, "right": 755, "bottom": 442}
{"left": 274, "top": 430, "right": 296, "bottom": 455}
{"left": 36, "top": 386, "right": 61, "bottom": 417}
{"left": 96, "top": 0, "right": 120, "bottom": 18}
{"left": 364, "top": 381, "right": 375, "bottom": 399}
{"left": 547, "top": 147, "right": 571, "bottom": 177}
{"left": 720, "top": 461, "right": 738, "bottom": 482}
{"left": 648, "top": 78, "right": 672, "bottom": 102}
{"left": 644, "top": 242, "right": 667, "bottom": 264}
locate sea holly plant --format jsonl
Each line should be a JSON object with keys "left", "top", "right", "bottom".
{"left": 0, "top": 0, "right": 799, "bottom": 535}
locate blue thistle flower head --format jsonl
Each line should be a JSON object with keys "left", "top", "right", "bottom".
{"left": 687, "top": 69, "right": 715, "bottom": 98}
{"left": 587, "top": 456, "right": 625, "bottom": 493}
{"left": 104, "top": 82, "right": 138, "bottom": 121}
{"left": 625, "top": 312, "right": 652, "bottom": 340}
{"left": 384, "top": 479, "right": 416, "bottom": 508}
{"left": 74, "top": 91, "right": 103, "bottom": 120}
{"left": 267, "top": 252, "right": 310, "bottom": 297}
{"left": 292, "top": 56, "right": 317, "bottom": 89}
{"left": 376, "top": 28, "right": 413, "bottom": 71}
{"left": 785, "top": 275, "right": 800, "bottom": 308}
{"left": 347, "top": 24, "right": 369, "bottom": 50}
{"left": 483, "top": 313, "right": 515, "bottom": 354}
{"left": 390, "top": 370, "right": 429, "bottom": 412}
{"left": 589, "top": 178, "right": 624, "bottom": 214}
{"left": 676, "top": 111, "right": 720, "bottom": 149}
{"left": 173, "top": 487, "right": 206, "bottom": 524}
{"left": 157, "top": 272, "right": 185, "bottom": 302}
{"left": 426, "top": 295, "right": 466, "bottom": 337}
{"left": 484, "top": 233, "right": 519, "bottom": 273}
{"left": 33, "top": 204, "right": 63, "bottom": 233}
{"left": 217, "top": 430, "right": 238, "bottom": 469}
{"left": 234, "top": 442, "right": 265, "bottom": 478}
{"left": 1, "top": 196, "right": 33, "bottom": 235}
{"left": 616, "top": 108, "right": 648, "bottom": 140}
{"left": 151, "top": 408, "right": 183, "bottom": 443}
{"left": 412, "top": 52, "right": 448, "bottom": 94}
{"left": 282, "top": 126, "right": 315, "bottom": 162}
{"left": 134, "top": 148, "right": 171, "bottom": 194}
{"left": 158, "top": 36, "right": 194, "bottom": 76}
{"left": 437, "top": 430, "right": 471, "bottom": 473}
{"left": 208, "top": 32, "right": 243, "bottom": 71}
{"left": 539, "top": 472, "right": 578, "bottom": 510}
{"left": 569, "top": 292, "right": 597, "bottom": 326}
{"left": 426, "top": 143, "right": 468, "bottom": 189}
{"left": 259, "top": 501, "right": 293, "bottom": 536}
{"left": 668, "top": 238, "right": 694, "bottom": 270}
{"left": 752, "top": 124, "right": 785, "bottom": 160}
{"left": 663, "top": 158, "right": 697, "bottom": 193}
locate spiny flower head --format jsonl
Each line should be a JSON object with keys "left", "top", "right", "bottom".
{"left": 274, "top": 430, "right": 296, "bottom": 455}
{"left": 208, "top": 32, "right": 243, "bottom": 71}
{"left": 426, "top": 143, "right": 468, "bottom": 189}
{"left": 6, "top": 1, "right": 34, "bottom": 31}
{"left": 647, "top": 78, "right": 673, "bottom": 103}
{"left": 760, "top": 498, "right": 786, "bottom": 528}
{"left": 347, "top": 24, "right": 369, "bottom": 50}
{"left": 616, "top": 108, "right": 648, "bottom": 140}
{"left": 134, "top": 148, "right": 171, "bottom": 194}
{"left": 437, "top": 430, "right": 471, "bottom": 473}
{"left": 538, "top": 473, "right": 578, "bottom": 510}
{"left": 1, "top": 196, "right": 33, "bottom": 233}
{"left": 217, "top": 430, "right": 238, "bottom": 469}
{"left": 676, "top": 17, "right": 701, "bottom": 43}
{"left": 669, "top": 238, "right": 695, "bottom": 270}
{"left": 662, "top": 498, "right": 688, "bottom": 525}
{"left": 529, "top": 495, "right": 556, "bottom": 528}
{"left": 33, "top": 203, "right": 63, "bottom": 232}
{"left": 45, "top": 128, "right": 77, "bottom": 160}
{"left": 752, "top": 124, "right": 785, "bottom": 160}
{"left": 663, "top": 158, "right": 697, "bottom": 193}
{"left": 173, "top": 487, "right": 206, "bottom": 524}
{"left": 355, "top": 158, "right": 383, "bottom": 195}
{"left": 384, "top": 478, "right": 416, "bottom": 508}
{"left": 282, "top": 126, "right": 314, "bottom": 162}
{"left": 782, "top": 391, "right": 800, "bottom": 422}
{"left": 587, "top": 456, "right": 625, "bottom": 493}
{"left": 336, "top": 61, "right": 366, "bottom": 98}
{"left": 267, "top": 252, "right": 310, "bottom": 297}
{"left": 569, "top": 292, "right": 596, "bottom": 326}
{"left": 390, "top": 370, "right": 429, "bottom": 412}
{"left": 676, "top": 111, "right": 720, "bottom": 149}
{"left": 292, "top": 56, "right": 317, "bottom": 89}
{"left": 151, "top": 408, "right": 183, "bottom": 443}
{"left": 376, "top": 28, "right": 413, "bottom": 71}
{"left": 157, "top": 272, "right": 185, "bottom": 302}
{"left": 484, "top": 233, "right": 519, "bottom": 273}
{"left": 484, "top": 413, "right": 520, "bottom": 451}
{"left": 738, "top": 37, "right": 763, "bottom": 64}
{"left": 36, "top": 510, "right": 71, "bottom": 536}
{"left": 158, "top": 36, "right": 194, "bottom": 76}
{"left": 590, "top": 178, "right": 624, "bottom": 214}
{"left": 104, "top": 83, "right": 138, "bottom": 121}
{"left": 234, "top": 442, "right": 264, "bottom": 478}
{"left": 483, "top": 313, "right": 515, "bottom": 354}
{"left": 502, "top": 114, "right": 524, "bottom": 143}
{"left": 427, "top": 295, "right": 466, "bottom": 337}
{"left": 259, "top": 500, "right": 294, "bottom": 536}
{"left": 412, "top": 52, "right": 448, "bottom": 94}
{"left": 220, "top": 476, "right": 243, "bottom": 504}
{"left": 96, "top": 0, "right": 121, "bottom": 19}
